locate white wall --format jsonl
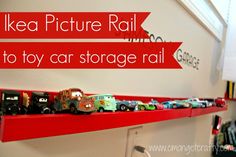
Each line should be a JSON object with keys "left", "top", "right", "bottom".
{"left": 222, "top": 0, "right": 236, "bottom": 81}
{"left": 0, "top": 0, "right": 235, "bottom": 157}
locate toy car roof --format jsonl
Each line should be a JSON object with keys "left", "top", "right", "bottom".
{"left": 1, "top": 90, "right": 20, "bottom": 95}
{"left": 32, "top": 92, "right": 48, "bottom": 96}
{"left": 89, "top": 94, "right": 114, "bottom": 97}
{"left": 68, "top": 88, "right": 83, "bottom": 92}
{"left": 162, "top": 101, "right": 174, "bottom": 103}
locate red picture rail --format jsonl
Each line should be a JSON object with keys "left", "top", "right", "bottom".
{"left": 191, "top": 106, "right": 227, "bottom": 117}
{"left": 0, "top": 109, "right": 191, "bottom": 142}
{"left": 0, "top": 88, "right": 228, "bottom": 142}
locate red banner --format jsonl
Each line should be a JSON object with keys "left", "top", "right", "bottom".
{"left": 0, "top": 42, "right": 182, "bottom": 69}
{"left": 0, "top": 12, "right": 149, "bottom": 39}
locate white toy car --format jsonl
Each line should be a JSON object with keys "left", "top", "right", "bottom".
{"left": 188, "top": 98, "right": 211, "bottom": 108}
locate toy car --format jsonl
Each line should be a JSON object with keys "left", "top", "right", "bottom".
{"left": 172, "top": 100, "right": 191, "bottom": 108}
{"left": 148, "top": 99, "right": 164, "bottom": 110}
{"left": 77, "top": 96, "right": 97, "bottom": 114}
{"left": 29, "top": 92, "right": 51, "bottom": 114}
{"left": 0, "top": 90, "right": 21, "bottom": 115}
{"left": 53, "top": 88, "right": 96, "bottom": 114}
{"left": 184, "top": 99, "right": 202, "bottom": 108}
{"left": 203, "top": 98, "right": 215, "bottom": 106}
{"left": 137, "top": 101, "right": 156, "bottom": 111}
{"left": 162, "top": 101, "right": 174, "bottom": 109}
{"left": 187, "top": 98, "right": 210, "bottom": 108}
{"left": 215, "top": 98, "right": 226, "bottom": 107}
{"left": 116, "top": 100, "right": 137, "bottom": 111}
{"left": 89, "top": 94, "right": 117, "bottom": 112}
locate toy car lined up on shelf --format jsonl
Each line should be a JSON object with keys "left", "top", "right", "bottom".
{"left": 148, "top": 99, "right": 164, "bottom": 110}
{"left": 214, "top": 98, "right": 226, "bottom": 107}
{"left": 53, "top": 88, "right": 96, "bottom": 114}
{"left": 29, "top": 92, "right": 51, "bottom": 114}
{"left": 116, "top": 100, "right": 138, "bottom": 111}
{"left": 137, "top": 101, "right": 156, "bottom": 111}
{"left": 89, "top": 94, "right": 117, "bottom": 112}
{"left": 172, "top": 100, "right": 191, "bottom": 108}
{"left": 187, "top": 98, "right": 211, "bottom": 108}
{"left": 203, "top": 98, "right": 216, "bottom": 107}
{"left": 162, "top": 101, "right": 174, "bottom": 109}
{"left": 184, "top": 99, "right": 202, "bottom": 108}
{"left": 161, "top": 100, "right": 191, "bottom": 109}
{"left": 0, "top": 90, "right": 21, "bottom": 115}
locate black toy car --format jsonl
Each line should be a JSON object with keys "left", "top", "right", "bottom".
{"left": 116, "top": 100, "right": 138, "bottom": 111}
{"left": 0, "top": 90, "right": 21, "bottom": 115}
{"left": 29, "top": 92, "right": 51, "bottom": 114}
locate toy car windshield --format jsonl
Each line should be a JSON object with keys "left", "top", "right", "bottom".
{"left": 5, "top": 96, "right": 19, "bottom": 101}
{"left": 38, "top": 98, "right": 48, "bottom": 103}
{"left": 71, "top": 91, "right": 83, "bottom": 97}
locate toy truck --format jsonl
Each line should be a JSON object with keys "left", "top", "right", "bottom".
{"left": 0, "top": 90, "right": 21, "bottom": 115}
{"left": 29, "top": 92, "right": 51, "bottom": 114}
{"left": 53, "top": 88, "right": 96, "bottom": 114}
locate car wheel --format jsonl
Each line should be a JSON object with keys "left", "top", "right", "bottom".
{"left": 83, "top": 112, "right": 92, "bottom": 115}
{"left": 42, "top": 107, "right": 51, "bottom": 114}
{"left": 11, "top": 105, "right": 18, "bottom": 115}
{"left": 51, "top": 108, "right": 56, "bottom": 114}
{"left": 70, "top": 104, "right": 77, "bottom": 114}
{"left": 98, "top": 107, "right": 104, "bottom": 112}
{"left": 187, "top": 103, "right": 191, "bottom": 108}
{"left": 173, "top": 104, "right": 177, "bottom": 109}
{"left": 140, "top": 105, "right": 145, "bottom": 111}
{"left": 120, "top": 105, "right": 127, "bottom": 111}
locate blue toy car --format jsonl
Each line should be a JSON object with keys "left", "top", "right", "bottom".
{"left": 162, "top": 100, "right": 191, "bottom": 109}
{"left": 172, "top": 100, "right": 191, "bottom": 108}
{"left": 162, "top": 101, "right": 174, "bottom": 109}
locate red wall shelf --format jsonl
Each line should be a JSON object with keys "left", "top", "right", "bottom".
{"left": 0, "top": 89, "right": 228, "bottom": 142}
{"left": 0, "top": 109, "right": 191, "bottom": 142}
{"left": 0, "top": 106, "right": 227, "bottom": 142}
{"left": 225, "top": 98, "right": 236, "bottom": 101}
{"left": 190, "top": 106, "right": 227, "bottom": 117}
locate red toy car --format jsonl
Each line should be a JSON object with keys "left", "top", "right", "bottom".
{"left": 215, "top": 98, "right": 226, "bottom": 107}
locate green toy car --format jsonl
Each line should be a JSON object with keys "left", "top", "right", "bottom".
{"left": 89, "top": 94, "right": 117, "bottom": 112}
{"left": 137, "top": 101, "right": 156, "bottom": 111}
